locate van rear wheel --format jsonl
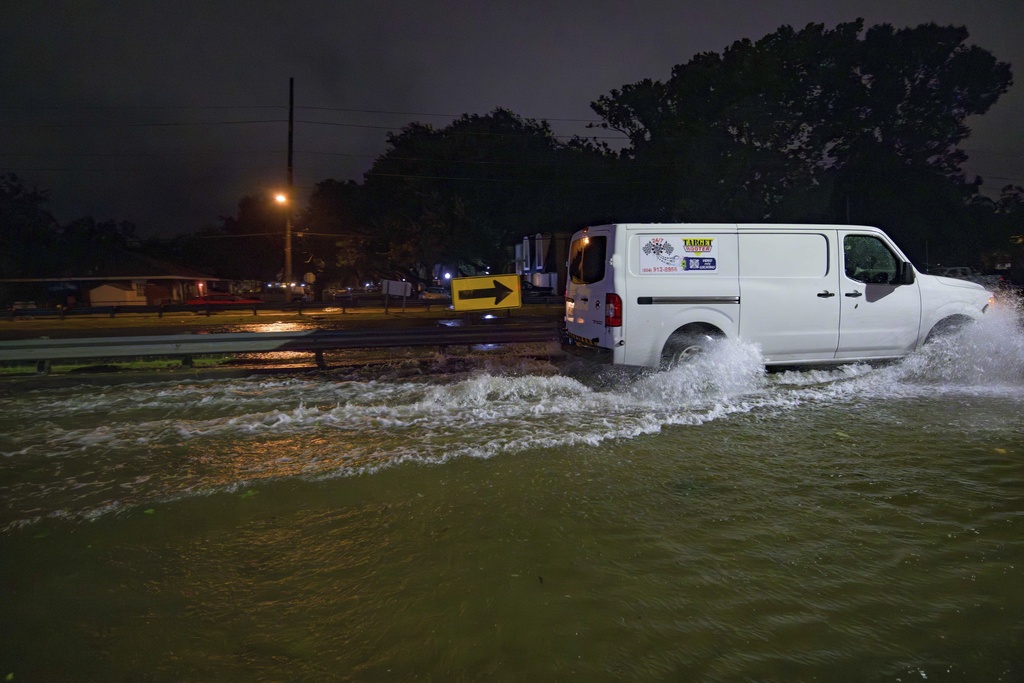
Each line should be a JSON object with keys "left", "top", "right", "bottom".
{"left": 661, "top": 330, "right": 718, "bottom": 369}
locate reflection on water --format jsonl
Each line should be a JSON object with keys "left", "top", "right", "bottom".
{"left": 235, "top": 321, "right": 312, "bottom": 333}
{"left": 1, "top": 307, "right": 1022, "bottom": 680}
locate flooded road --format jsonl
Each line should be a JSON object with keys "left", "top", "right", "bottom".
{"left": 2, "top": 308, "right": 1023, "bottom": 680}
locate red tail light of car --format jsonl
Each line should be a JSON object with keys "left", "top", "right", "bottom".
{"left": 605, "top": 293, "right": 622, "bottom": 327}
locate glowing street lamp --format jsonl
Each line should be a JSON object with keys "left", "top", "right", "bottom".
{"left": 275, "top": 192, "right": 293, "bottom": 284}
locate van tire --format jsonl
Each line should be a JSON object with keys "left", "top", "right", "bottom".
{"left": 660, "top": 328, "right": 720, "bottom": 368}
{"left": 924, "top": 315, "right": 972, "bottom": 344}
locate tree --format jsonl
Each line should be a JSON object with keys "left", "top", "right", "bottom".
{"left": 591, "top": 20, "right": 1013, "bottom": 232}
{"left": 361, "top": 108, "right": 617, "bottom": 280}
{"left": 968, "top": 186, "right": 1024, "bottom": 278}
{"left": 0, "top": 174, "right": 58, "bottom": 279}
{"left": 174, "top": 194, "right": 289, "bottom": 281}
{"left": 301, "top": 179, "right": 376, "bottom": 288}
{"left": 54, "top": 217, "right": 139, "bottom": 275}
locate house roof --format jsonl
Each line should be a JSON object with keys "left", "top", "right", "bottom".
{"left": 90, "top": 282, "right": 135, "bottom": 292}
{"left": 1, "top": 249, "right": 222, "bottom": 283}
{"left": 63, "top": 249, "right": 218, "bottom": 280}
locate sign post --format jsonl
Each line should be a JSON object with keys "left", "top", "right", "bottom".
{"left": 381, "top": 279, "right": 412, "bottom": 314}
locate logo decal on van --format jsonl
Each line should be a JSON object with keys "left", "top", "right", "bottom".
{"left": 642, "top": 237, "right": 675, "bottom": 258}
{"left": 682, "top": 238, "right": 714, "bottom": 254}
{"left": 640, "top": 236, "right": 717, "bottom": 273}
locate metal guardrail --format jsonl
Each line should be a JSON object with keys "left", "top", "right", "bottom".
{"left": 5, "top": 301, "right": 361, "bottom": 320}
{"left": 4, "top": 295, "right": 564, "bottom": 320}
{"left": 0, "top": 322, "right": 562, "bottom": 372}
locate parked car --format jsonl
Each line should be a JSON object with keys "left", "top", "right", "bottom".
{"left": 928, "top": 266, "right": 1005, "bottom": 289}
{"left": 186, "top": 294, "right": 262, "bottom": 306}
{"left": 421, "top": 286, "right": 451, "bottom": 300}
{"left": 520, "top": 281, "right": 554, "bottom": 297}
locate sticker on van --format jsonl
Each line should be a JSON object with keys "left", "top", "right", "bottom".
{"left": 640, "top": 236, "right": 717, "bottom": 274}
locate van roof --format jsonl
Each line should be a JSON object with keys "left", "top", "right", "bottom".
{"left": 582, "top": 223, "right": 881, "bottom": 232}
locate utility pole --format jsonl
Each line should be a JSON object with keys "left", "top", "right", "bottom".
{"left": 284, "top": 77, "right": 294, "bottom": 284}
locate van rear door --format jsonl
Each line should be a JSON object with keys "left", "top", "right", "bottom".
{"left": 565, "top": 228, "right": 615, "bottom": 349}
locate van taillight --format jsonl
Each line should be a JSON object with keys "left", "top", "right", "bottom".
{"left": 605, "top": 293, "right": 622, "bottom": 327}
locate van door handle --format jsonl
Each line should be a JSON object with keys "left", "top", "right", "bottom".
{"left": 845, "top": 291, "right": 863, "bottom": 298}
{"left": 817, "top": 291, "right": 835, "bottom": 298}
{"left": 580, "top": 297, "right": 589, "bottom": 303}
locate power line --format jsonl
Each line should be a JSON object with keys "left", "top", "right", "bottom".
{"left": 0, "top": 101, "right": 1017, "bottom": 186}
{"left": 1, "top": 101, "right": 1017, "bottom": 150}
{"left": 0, "top": 119, "right": 627, "bottom": 145}
{"left": 4, "top": 160, "right": 1019, "bottom": 188}
{"left": 0, "top": 104, "right": 282, "bottom": 110}
{"left": 0, "top": 102, "right": 601, "bottom": 123}
{"left": 0, "top": 119, "right": 287, "bottom": 129}
{"left": 298, "top": 105, "right": 603, "bottom": 123}
{"left": 293, "top": 118, "right": 625, "bottom": 140}
{"left": 0, "top": 150, "right": 286, "bottom": 158}
{"left": 362, "top": 171, "right": 644, "bottom": 185}
{"left": 3, "top": 144, "right": 1020, "bottom": 182}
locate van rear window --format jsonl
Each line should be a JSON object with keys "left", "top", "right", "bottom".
{"left": 569, "top": 236, "right": 606, "bottom": 284}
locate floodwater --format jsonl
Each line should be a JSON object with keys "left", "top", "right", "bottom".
{"left": 2, "top": 308, "right": 1023, "bottom": 681}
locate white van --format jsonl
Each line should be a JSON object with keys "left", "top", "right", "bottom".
{"left": 564, "top": 223, "right": 992, "bottom": 368}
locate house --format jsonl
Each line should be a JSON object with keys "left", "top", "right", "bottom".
{"left": 2, "top": 248, "right": 226, "bottom": 308}
{"left": 88, "top": 282, "right": 148, "bottom": 306}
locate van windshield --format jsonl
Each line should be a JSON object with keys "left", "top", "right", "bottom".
{"left": 569, "top": 235, "right": 606, "bottom": 285}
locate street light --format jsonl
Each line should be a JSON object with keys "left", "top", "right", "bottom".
{"left": 275, "top": 193, "right": 293, "bottom": 284}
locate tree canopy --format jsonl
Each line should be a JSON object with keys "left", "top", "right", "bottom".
{"left": 0, "top": 174, "right": 57, "bottom": 280}
{"left": 298, "top": 108, "right": 617, "bottom": 286}
{"left": 367, "top": 110, "right": 610, "bottom": 265}
{"left": 590, "top": 20, "right": 1013, "bottom": 249}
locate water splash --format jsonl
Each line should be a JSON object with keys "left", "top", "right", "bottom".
{"left": 889, "top": 304, "right": 1024, "bottom": 388}
{"left": 629, "top": 337, "right": 767, "bottom": 405}
{"left": 2, "top": 305, "right": 1021, "bottom": 528}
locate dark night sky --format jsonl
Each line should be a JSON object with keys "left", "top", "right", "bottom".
{"left": 3, "top": 0, "right": 1022, "bottom": 237}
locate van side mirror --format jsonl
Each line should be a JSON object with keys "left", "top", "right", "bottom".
{"left": 897, "top": 262, "right": 916, "bottom": 285}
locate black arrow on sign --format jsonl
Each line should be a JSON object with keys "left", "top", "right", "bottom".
{"left": 458, "top": 280, "right": 514, "bottom": 305}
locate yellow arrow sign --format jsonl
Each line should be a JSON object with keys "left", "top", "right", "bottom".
{"left": 450, "top": 274, "right": 522, "bottom": 311}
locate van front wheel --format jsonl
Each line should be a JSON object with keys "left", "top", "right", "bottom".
{"left": 924, "top": 315, "right": 972, "bottom": 344}
{"left": 661, "top": 330, "right": 718, "bottom": 369}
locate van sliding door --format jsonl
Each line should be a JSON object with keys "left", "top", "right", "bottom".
{"left": 738, "top": 231, "right": 840, "bottom": 362}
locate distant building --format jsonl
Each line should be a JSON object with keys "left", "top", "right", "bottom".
{"left": 516, "top": 233, "right": 568, "bottom": 292}
{"left": 88, "top": 282, "right": 149, "bottom": 306}
{"left": 1, "top": 248, "right": 226, "bottom": 308}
